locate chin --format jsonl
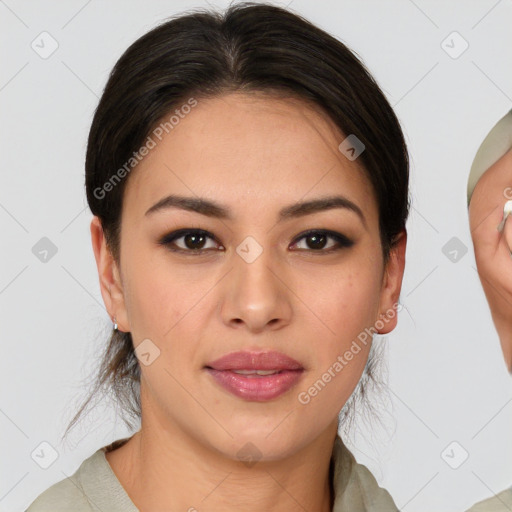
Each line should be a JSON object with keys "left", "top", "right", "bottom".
{"left": 209, "top": 426, "right": 307, "bottom": 461}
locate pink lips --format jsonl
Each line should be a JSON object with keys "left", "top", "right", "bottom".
{"left": 205, "top": 350, "right": 304, "bottom": 401}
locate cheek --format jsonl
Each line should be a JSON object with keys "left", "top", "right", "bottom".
{"left": 121, "top": 245, "right": 201, "bottom": 342}
{"left": 293, "top": 278, "right": 377, "bottom": 420}
{"left": 291, "top": 258, "right": 382, "bottom": 405}
{"left": 295, "top": 259, "right": 382, "bottom": 342}
{"left": 325, "top": 280, "right": 379, "bottom": 367}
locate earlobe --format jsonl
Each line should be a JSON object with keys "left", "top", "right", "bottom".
{"left": 90, "top": 216, "right": 129, "bottom": 331}
{"left": 377, "top": 230, "right": 407, "bottom": 334}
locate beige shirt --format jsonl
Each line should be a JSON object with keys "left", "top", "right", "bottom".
{"left": 25, "top": 434, "right": 398, "bottom": 511}
{"left": 467, "top": 108, "right": 512, "bottom": 205}
{"left": 466, "top": 487, "right": 512, "bottom": 512}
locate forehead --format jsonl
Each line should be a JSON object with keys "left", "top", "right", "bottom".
{"left": 122, "top": 92, "right": 377, "bottom": 223}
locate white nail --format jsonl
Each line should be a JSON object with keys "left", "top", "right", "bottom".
{"left": 497, "top": 200, "right": 512, "bottom": 232}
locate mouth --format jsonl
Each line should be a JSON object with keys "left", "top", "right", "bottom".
{"left": 225, "top": 369, "right": 286, "bottom": 376}
{"left": 204, "top": 350, "right": 305, "bottom": 401}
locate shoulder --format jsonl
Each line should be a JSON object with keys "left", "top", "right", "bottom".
{"left": 332, "top": 435, "right": 398, "bottom": 512}
{"left": 24, "top": 452, "right": 100, "bottom": 512}
{"left": 466, "top": 487, "right": 512, "bottom": 512}
{"left": 349, "top": 458, "right": 398, "bottom": 511}
{"left": 25, "top": 437, "right": 138, "bottom": 512}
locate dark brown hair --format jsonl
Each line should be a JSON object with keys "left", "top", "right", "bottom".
{"left": 63, "top": 1, "right": 409, "bottom": 439}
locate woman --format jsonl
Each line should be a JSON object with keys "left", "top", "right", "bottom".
{"left": 466, "top": 109, "right": 512, "bottom": 511}
{"left": 25, "top": 2, "right": 408, "bottom": 511}
{"left": 468, "top": 109, "right": 512, "bottom": 373}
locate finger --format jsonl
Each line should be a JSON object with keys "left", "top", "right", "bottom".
{"left": 504, "top": 209, "right": 512, "bottom": 258}
{"left": 497, "top": 200, "right": 512, "bottom": 232}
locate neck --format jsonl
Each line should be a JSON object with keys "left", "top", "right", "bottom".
{"left": 106, "top": 407, "right": 338, "bottom": 511}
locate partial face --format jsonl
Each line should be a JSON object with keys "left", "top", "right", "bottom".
{"left": 93, "top": 92, "right": 405, "bottom": 460}
{"left": 469, "top": 148, "right": 512, "bottom": 371}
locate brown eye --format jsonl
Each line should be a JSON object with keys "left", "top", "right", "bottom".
{"left": 181, "top": 232, "right": 208, "bottom": 250}
{"left": 303, "top": 233, "right": 329, "bottom": 250}
{"left": 291, "top": 230, "right": 354, "bottom": 252}
{"left": 159, "top": 229, "right": 222, "bottom": 254}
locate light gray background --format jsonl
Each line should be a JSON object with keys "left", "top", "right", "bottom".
{"left": 1, "top": 0, "right": 512, "bottom": 511}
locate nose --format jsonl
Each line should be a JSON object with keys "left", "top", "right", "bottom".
{"left": 219, "top": 241, "right": 293, "bottom": 333}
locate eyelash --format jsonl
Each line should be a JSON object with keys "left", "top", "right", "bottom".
{"left": 157, "top": 228, "right": 354, "bottom": 255}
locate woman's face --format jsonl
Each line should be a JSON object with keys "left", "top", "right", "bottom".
{"left": 92, "top": 92, "right": 406, "bottom": 460}
{"left": 469, "top": 148, "right": 512, "bottom": 370}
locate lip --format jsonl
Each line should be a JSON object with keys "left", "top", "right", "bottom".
{"left": 206, "top": 350, "right": 303, "bottom": 371}
{"left": 205, "top": 350, "right": 304, "bottom": 401}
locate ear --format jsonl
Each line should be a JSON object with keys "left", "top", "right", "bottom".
{"left": 376, "top": 229, "right": 407, "bottom": 334}
{"left": 90, "top": 216, "right": 130, "bottom": 332}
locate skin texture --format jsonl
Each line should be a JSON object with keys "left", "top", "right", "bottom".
{"left": 90, "top": 92, "right": 406, "bottom": 512}
{"left": 469, "top": 147, "right": 512, "bottom": 372}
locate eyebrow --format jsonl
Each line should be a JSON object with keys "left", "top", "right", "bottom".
{"left": 145, "top": 194, "right": 367, "bottom": 227}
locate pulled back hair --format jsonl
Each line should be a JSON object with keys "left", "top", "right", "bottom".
{"left": 64, "top": 1, "right": 409, "bottom": 439}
